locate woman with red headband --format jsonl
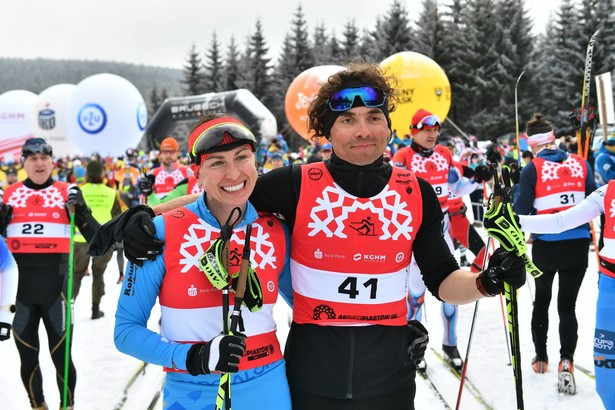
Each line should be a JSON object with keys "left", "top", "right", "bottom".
{"left": 114, "top": 114, "right": 292, "bottom": 409}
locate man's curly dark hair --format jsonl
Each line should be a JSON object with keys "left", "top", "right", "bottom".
{"left": 307, "top": 63, "right": 398, "bottom": 140}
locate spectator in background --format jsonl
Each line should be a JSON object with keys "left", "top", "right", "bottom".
{"left": 594, "top": 133, "right": 615, "bottom": 186}
{"left": 143, "top": 137, "right": 192, "bottom": 203}
{"left": 320, "top": 142, "right": 333, "bottom": 160}
{"left": 0, "top": 137, "right": 99, "bottom": 409}
{"left": 72, "top": 160, "right": 122, "bottom": 319}
{"left": 72, "top": 159, "right": 86, "bottom": 183}
{"left": 305, "top": 144, "right": 323, "bottom": 164}
{"left": 267, "top": 152, "right": 286, "bottom": 172}
{"left": 521, "top": 150, "right": 534, "bottom": 165}
{"left": 513, "top": 113, "right": 596, "bottom": 392}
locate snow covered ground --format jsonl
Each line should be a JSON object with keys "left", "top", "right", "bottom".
{"left": 0, "top": 226, "right": 605, "bottom": 409}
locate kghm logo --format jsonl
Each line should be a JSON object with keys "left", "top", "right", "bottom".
{"left": 353, "top": 253, "right": 386, "bottom": 262}
{"left": 38, "top": 108, "right": 56, "bottom": 130}
{"left": 78, "top": 103, "right": 107, "bottom": 134}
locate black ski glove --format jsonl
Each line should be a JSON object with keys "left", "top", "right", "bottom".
{"left": 0, "top": 322, "right": 11, "bottom": 341}
{"left": 139, "top": 175, "right": 155, "bottom": 197}
{"left": 123, "top": 207, "right": 164, "bottom": 266}
{"left": 185, "top": 333, "right": 246, "bottom": 375}
{"left": 88, "top": 205, "right": 164, "bottom": 266}
{"left": 478, "top": 247, "right": 526, "bottom": 296}
{"left": 66, "top": 184, "right": 86, "bottom": 213}
{"left": 473, "top": 164, "right": 492, "bottom": 183}
{"left": 508, "top": 162, "right": 521, "bottom": 185}
{"left": 407, "top": 320, "right": 429, "bottom": 367}
{"left": 0, "top": 203, "right": 12, "bottom": 237}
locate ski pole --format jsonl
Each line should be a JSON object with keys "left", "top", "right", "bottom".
{"left": 229, "top": 224, "right": 253, "bottom": 333}
{"left": 63, "top": 203, "right": 75, "bottom": 410}
{"left": 211, "top": 208, "right": 242, "bottom": 410}
{"left": 455, "top": 235, "right": 494, "bottom": 410}
{"left": 484, "top": 164, "right": 543, "bottom": 410}
{"left": 573, "top": 31, "right": 602, "bottom": 271}
{"left": 578, "top": 30, "right": 599, "bottom": 159}
{"left": 513, "top": 70, "right": 537, "bottom": 306}
{"left": 514, "top": 71, "right": 525, "bottom": 167}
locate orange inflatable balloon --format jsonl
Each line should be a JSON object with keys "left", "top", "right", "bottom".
{"left": 380, "top": 52, "right": 451, "bottom": 134}
{"left": 285, "top": 65, "right": 345, "bottom": 140}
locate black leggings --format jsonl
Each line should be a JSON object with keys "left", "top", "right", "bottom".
{"left": 531, "top": 239, "right": 589, "bottom": 360}
{"left": 290, "top": 385, "right": 415, "bottom": 410}
{"left": 13, "top": 271, "right": 76, "bottom": 408}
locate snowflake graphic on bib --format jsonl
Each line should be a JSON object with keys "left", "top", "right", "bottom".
{"left": 7, "top": 185, "right": 64, "bottom": 209}
{"left": 541, "top": 157, "right": 583, "bottom": 182}
{"left": 178, "top": 220, "right": 277, "bottom": 273}
{"left": 410, "top": 151, "right": 448, "bottom": 174}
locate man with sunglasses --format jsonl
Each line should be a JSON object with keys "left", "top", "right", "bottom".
{"left": 95, "top": 63, "right": 527, "bottom": 409}
{"left": 139, "top": 137, "right": 192, "bottom": 205}
{"left": 391, "top": 109, "right": 491, "bottom": 372}
{"left": 0, "top": 137, "right": 100, "bottom": 410}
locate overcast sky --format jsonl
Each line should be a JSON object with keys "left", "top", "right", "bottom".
{"left": 2, "top": 0, "right": 558, "bottom": 69}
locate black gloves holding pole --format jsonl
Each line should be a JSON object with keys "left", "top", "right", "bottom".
{"left": 407, "top": 320, "right": 429, "bottom": 368}
{"left": 186, "top": 333, "right": 247, "bottom": 375}
{"left": 477, "top": 248, "right": 526, "bottom": 297}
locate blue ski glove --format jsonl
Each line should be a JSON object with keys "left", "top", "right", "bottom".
{"left": 407, "top": 320, "right": 429, "bottom": 367}
{"left": 186, "top": 333, "right": 247, "bottom": 375}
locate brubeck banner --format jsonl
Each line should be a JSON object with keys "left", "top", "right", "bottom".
{"left": 138, "top": 89, "right": 277, "bottom": 152}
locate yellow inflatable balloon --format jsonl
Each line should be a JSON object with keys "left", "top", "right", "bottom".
{"left": 380, "top": 52, "right": 451, "bottom": 134}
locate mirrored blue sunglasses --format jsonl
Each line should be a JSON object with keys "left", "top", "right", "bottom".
{"left": 413, "top": 115, "right": 442, "bottom": 130}
{"left": 326, "top": 86, "right": 387, "bottom": 112}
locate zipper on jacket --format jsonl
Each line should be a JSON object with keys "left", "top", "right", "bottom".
{"left": 346, "top": 330, "right": 355, "bottom": 399}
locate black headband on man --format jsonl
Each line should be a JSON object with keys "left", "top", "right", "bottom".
{"left": 321, "top": 78, "right": 391, "bottom": 138}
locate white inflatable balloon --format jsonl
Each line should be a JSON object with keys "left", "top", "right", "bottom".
{"left": 66, "top": 74, "right": 147, "bottom": 156}
{"left": 0, "top": 90, "right": 38, "bottom": 162}
{"left": 32, "top": 84, "right": 79, "bottom": 157}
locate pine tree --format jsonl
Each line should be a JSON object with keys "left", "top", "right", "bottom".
{"left": 532, "top": 0, "right": 584, "bottom": 128}
{"left": 456, "top": 0, "right": 504, "bottom": 136}
{"left": 244, "top": 19, "right": 273, "bottom": 107}
{"left": 371, "top": 0, "right": 414, "bottom": 61}
{"left": 340, "top": 20, "right": 362, "bottom": 64}
{"left": 330, "top": 31, "right": 342, "bottom": 64}
{"left": 439, "top": 0, "right": 476, "bottom": 132}
{"left": 289, "top": 4, "right": 314, "bottom": 76}
{"left": 414, "top": 0, "right": 446, "bottom": 61}
{"left": 492, "top": 0, "right": 535, "bottom": 136}
{"left": 592, "top": 0, "right": 615, "bottom": 76}
{"left": 149, "top": 84, "right": 161, "bottom": 117}
{"left": 359, "top": 26, "right": 379, "bottom": 62}
{"left": 223, "top": 36, "right": 242, "bottom": 92}
{"left": 160, "top": 87, "right": 169, "bottom": 102}
{"left": 181, "top": 43, "right": 206, "bottom": 95}
{"left": 312, "top": 24, "right": 330, "bottom": 66}
{"left": 204, "top": 32, "right": 224, "bottom": 93}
